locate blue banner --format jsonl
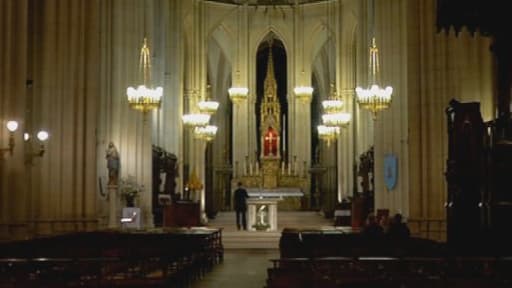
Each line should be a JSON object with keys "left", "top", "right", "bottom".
{"left": 384, "top": 154, "right": 398, "bottom": 191}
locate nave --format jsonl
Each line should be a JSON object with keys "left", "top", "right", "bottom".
{"left": 190, "top": 249, "right": 278, "bottom": 288}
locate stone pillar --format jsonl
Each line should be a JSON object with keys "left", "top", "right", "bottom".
{"left": 142, "top": 117, "right": 154, "bottom": 228}
{"left": 108, "top": 184, "right": 118, "bottom": 228}
{"left": 232, "top": 4, "right": 250, "bottom": 177}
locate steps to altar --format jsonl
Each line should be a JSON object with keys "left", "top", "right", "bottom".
{"left": 207, "top": 211, "right": 334, "bottom": 249}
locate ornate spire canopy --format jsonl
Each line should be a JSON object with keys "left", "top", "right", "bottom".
{"left": 260, "top": 39, "right": 281, "bottom": 158}
{"left": 261, "top": 40, "right": 281, "bottom": 126}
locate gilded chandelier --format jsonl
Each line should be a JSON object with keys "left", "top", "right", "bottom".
{"left": 355, "top": 37, "right": 392, "bottom": 119}
{"left": 126, "top": 38, "right": 163, "bottom": 113}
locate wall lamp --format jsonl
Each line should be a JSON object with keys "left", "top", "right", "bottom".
{"left": 25, "top": 130, "right": 49, "bottom": 159}
{"left": 1, "top": 120, "right": 18, "bottom": 158}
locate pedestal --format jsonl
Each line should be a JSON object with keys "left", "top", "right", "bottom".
{"left": 108, "top": 185, "right": 118, "bottom": 228}
{"left": 247, "top": 198, "right": 279, "bottom": 231}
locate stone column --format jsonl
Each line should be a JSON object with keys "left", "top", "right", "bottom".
{"left": 108, "top": 184, "right": 118, "bottom": 228}
{"left": 269, "top": 202, "right": 278, "bottom": 231}
{"left": 232, "top": 4, "right": 250, "bottom": 177}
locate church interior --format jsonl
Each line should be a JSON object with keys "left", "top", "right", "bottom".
{"left": 1, "top": 0, "right": 512, "bottom": 286}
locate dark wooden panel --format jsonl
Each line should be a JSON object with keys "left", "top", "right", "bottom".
{"left": 163, "top": 201, "right": 201, "bottom": 227}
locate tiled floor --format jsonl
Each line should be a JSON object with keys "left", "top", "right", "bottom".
{"left": 191, "top": 249, "right": 279, "bottom": 288}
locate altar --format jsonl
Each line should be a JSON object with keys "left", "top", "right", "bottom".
{"left": 232, "top": 41, "right": 308, "bottom": 211}
{"left": 247, "top": 198, "right": 279, "bottom": 231}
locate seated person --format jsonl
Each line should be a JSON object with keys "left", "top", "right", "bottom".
{"left": 387, "top": 213, "right": 410, "bottom": 240}
{"left": 361, "top": 213, "right": 384, "bottom": 238}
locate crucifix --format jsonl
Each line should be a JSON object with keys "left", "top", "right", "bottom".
{"left": 265, "top": 131, "right": 277, "bottom": 156}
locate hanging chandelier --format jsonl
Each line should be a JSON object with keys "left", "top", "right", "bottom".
{"left": 355, "top": 38, "right": 392, "bottom": 119}
{"left": 320, "top": 84, "right": 351, "bottom": 127}
{"left": 321, "top": 84, "right": 343, "bottom": 114}
{"left": 182, "top": 113, "right": 211, "bottom": 127}
{"left": 126, "top": 38, "right": 163, "bottom": 113}
{"left": 193, "top": 125, "right": 218, "bottom": 142}
{"left": 355, "top": 1, "right": 393, "bottom": 119}
{"left": 322, "top": 112, "right": 351, "bottom": 128}
{"left": 198, "top": 85, "right": 219, "bottom": 115}
{"left": 198, "top": 100, "right": 219, "bottom": 115}
{"left": 317, "top": 125, "right": 339, "bottom": 147}
{"left": 182, "top": 87, "right": 218, "bottom": 141}
{"left": 228, "top": 87, "right": 249, "bottom": 103}
{"left": 294, "top": 86, "right": 314, "bottom": 102}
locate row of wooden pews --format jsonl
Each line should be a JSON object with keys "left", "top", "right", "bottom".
{"left": 266, "top": 228, "right": 512, "bottom": 288}
{"left": 0, "top": 227, "right": 223, "bottom": 287}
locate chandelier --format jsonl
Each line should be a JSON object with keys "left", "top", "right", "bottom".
{"left": 228, "top": 87, "right": 249, "bottom": 103}
{"left": 322, "top": 112, "right": 351, "bottom": 128}
{"left": 198, "top": 101, "right": 219, "bottom": 114}
{"left": 321, "top": 84, "right": 351, "bottom": 127}
{"left": 355, "top": 0, "right": 393, "bottom": 119}
{"left": 193, "top": 125, "right": 218, "bottom": 142}
{"left": 294, "top": 86, "right": 314, "bottom": 102}
{"left": 126, "top": 38, "right": 163, "bottom": 113}
{"left": 182, "top": 86, "right": 219, "bottom": 141}
{"left": 182, "top": 113, "right": 211, "bottom": 127}
{"left": 322, "top": 84, "right": 343, "bottom": 113}
{"left": 198, "top": 85, "right": 219, "bottom": 114}
{"left": 317, "top": 125, "right": 339, "bottom": 147}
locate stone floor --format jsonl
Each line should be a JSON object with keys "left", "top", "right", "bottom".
{"left": 191, "top": 249, "right": 279, "bottom": 288}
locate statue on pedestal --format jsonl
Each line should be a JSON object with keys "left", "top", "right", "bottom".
{"left": 106, "top": 142, "right": 120, "bottom": 186}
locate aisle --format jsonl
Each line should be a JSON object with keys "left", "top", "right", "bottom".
{"left": 191, "top": 249, "right": 279, "bottom": 288}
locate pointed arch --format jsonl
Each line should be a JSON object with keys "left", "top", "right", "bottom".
{"left": 254, "top": 32, "right": 288, "bottom": 161}
{"left": 310, "top": 22, "right": 330, "bottom": 67}
{"left": 209, "top": 24, "right": 233, "bottom": 65}
{"left": 252, "top": 27, "right": 289, "bottom": 63}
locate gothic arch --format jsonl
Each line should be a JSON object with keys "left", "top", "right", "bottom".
{"left": 209, "top": 24, "right": 233, "bottom": 65}
{"left": 310, "top": 22, "right": 330, "bottom": 69}
{"left": 252, "top": 27, "right": 289, "bottom": 63}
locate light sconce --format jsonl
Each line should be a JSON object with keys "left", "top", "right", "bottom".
{"left": 1, "top": 120, "right": 18, "bottom": 157}
{"left": 24, "top": 130, "right": 49, "bottom": 161}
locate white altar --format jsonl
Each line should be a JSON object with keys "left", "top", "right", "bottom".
{"left": 247, "top": 198, "right": 279, "bottom": 231}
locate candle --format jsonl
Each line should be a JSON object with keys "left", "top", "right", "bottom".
{"left": 283, "top": 114, "right": 286, "bottom": 152}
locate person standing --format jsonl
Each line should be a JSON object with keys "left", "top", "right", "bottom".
{"left": 234, "top": 182, "right": 249, "bottom": 230}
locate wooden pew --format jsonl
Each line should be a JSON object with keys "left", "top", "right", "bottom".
{"left": 0, "top": 228, "right": 223, "bottom": 287}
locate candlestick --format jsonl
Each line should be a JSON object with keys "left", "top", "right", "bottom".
{"left": 283, "top": 114, "right": 286, "bottom": 152}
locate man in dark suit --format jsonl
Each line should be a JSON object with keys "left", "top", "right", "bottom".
{"left": 234, "top": 182, "right": 249, "bottom": 230}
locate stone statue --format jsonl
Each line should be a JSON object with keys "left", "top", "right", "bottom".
{"left": 257, "top": 205, "right": 267, "bottom": 225}
{"left": 106, "top": 142, "right": 120, "bottom": 185}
